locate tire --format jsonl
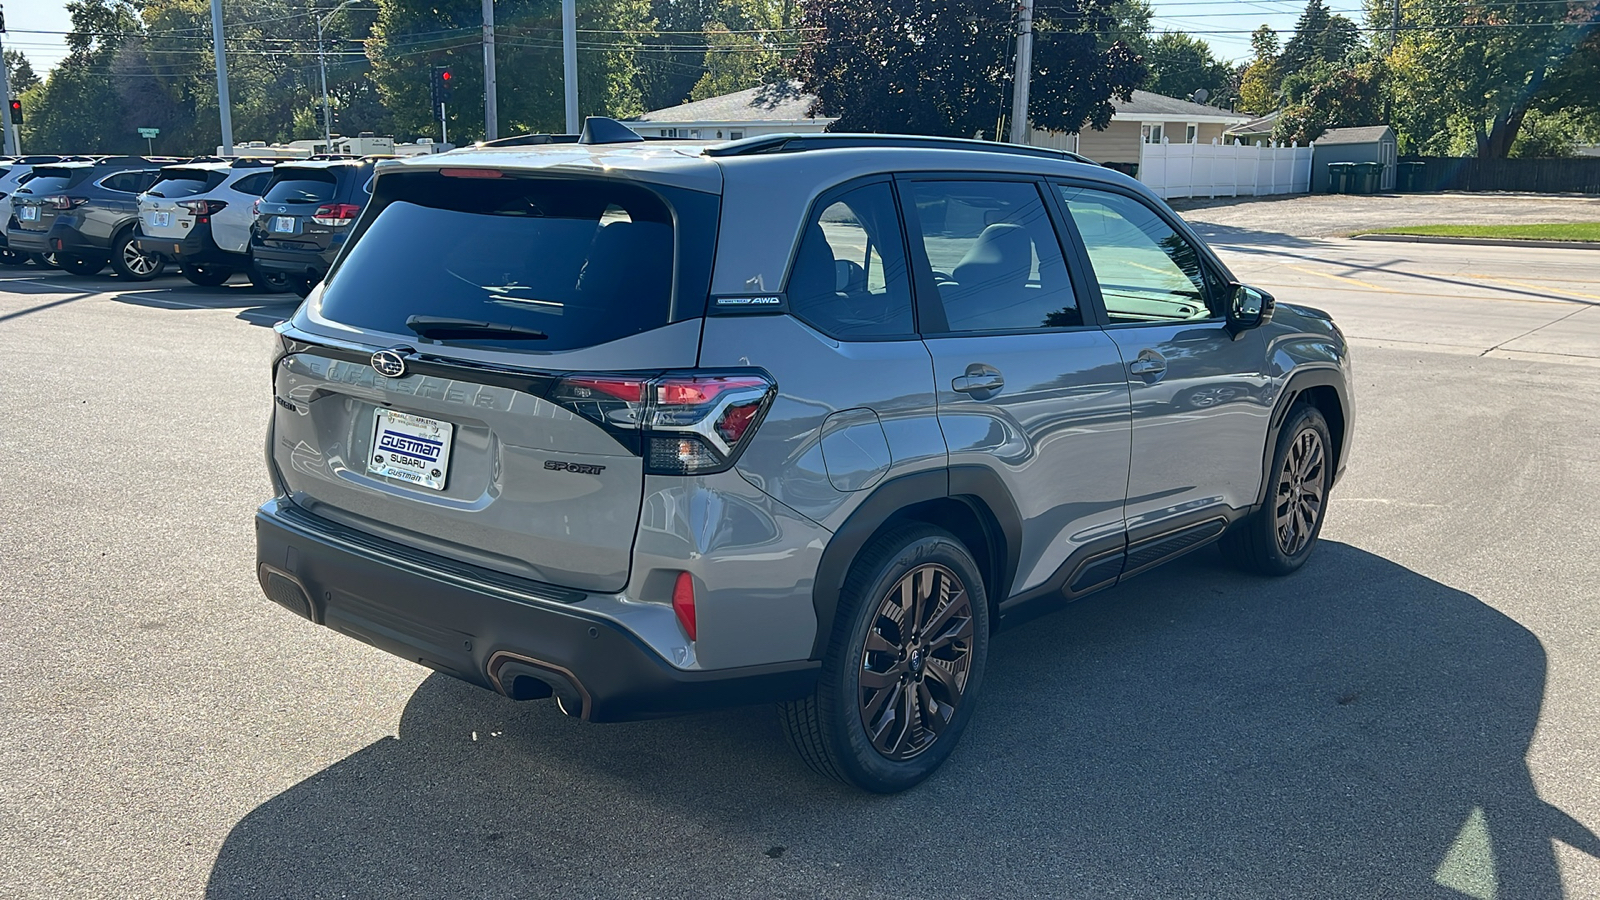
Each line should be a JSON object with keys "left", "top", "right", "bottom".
{"left": 289, "top": 275, "right": 316, "bottom": 298}
{"left": 246, "top": 262, "right": 292, "bottom": 293}
{"left": 0, "top": 248, "right": 27, "bottom": 267}
{"left": 779, "top": 524, "right": 990, "bottom": 793}
{"left": 181, "top": 264, "right": 234, "bottom": 287}
{"left": 1220, "top": 403, "right": 1334, "bottom": 576}
{"left": 110, "top": 231, "right": 166, "bottom": 281}
{"left": 58, "top": 254, "right": 108, "bottom": 277}
{"left": 31, "top": 252, "right": 59, "bottom": 268}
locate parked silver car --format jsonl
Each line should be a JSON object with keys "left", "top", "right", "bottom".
{"left": 255, "top": 121, "right": 1354, "bottom": 792}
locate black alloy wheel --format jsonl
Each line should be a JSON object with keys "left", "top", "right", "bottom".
{"left": 31, "top": 252, "right": 59, "bottom": 268}
{"left": 111, "top": 231, "right": 166, "bottom": 281}
{"left": 858, "top": 563, "right": 977, "bottom": 761}
{"left": 780, "top": 524, "right": 989, "bottom": 793}
{"left": 1220, "top": 403, "right": 1333, "bottom": 576}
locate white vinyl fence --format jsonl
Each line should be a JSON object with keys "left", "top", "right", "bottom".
{"left": 1138, "top": 138, "right": 1314, "bottom": 200}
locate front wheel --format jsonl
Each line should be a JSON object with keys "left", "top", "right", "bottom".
{"left": 289, "top": 275, "right": 316, "bottom": 298}
{"left": 31, "top": 252, "right": 59, "bottom": 268}
{"left": 246, "top": 261, "right": 292, "bottom": 293}
{"left": 58, "top": 254, "right": 107, "bottom": 277}
{"left": 0, "top": 248, "right": 27, "bottom": 267}
{"left": 1220, "top": 403, "right": 1333, "bottom": 575}
{"left": 181, "top": 264, "right": 234, "bottom": 287}
{"left": 111, "top": 232, "right": 166, "bottom": 281}
{"left": 779, "top": 525, "right": 989, "bottom": 793}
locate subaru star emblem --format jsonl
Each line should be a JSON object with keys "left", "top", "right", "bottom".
{"left": 371, "top": 349, "right": 407, "bottom": 378}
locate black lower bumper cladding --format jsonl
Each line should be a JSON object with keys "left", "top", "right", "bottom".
{"left": 253, "top": 500, "right": 817, "bottom": 722}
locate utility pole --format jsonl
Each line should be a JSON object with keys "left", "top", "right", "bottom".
{"left": 1007, "top": 0, "right": 1034, "bottom": 145}
{"left": 318, "top": 0, "right": 360, "bottom": 154}
{"left": 482, "top": 0, "right": 498, "bottom": 141}
{"left": 0, "top": 4, "right": 19, "bottom": 157}
{"left": 1390, "top": 0, "right": 1401, "bottom": 47}
{"left": 562, "top": 0, "right": 578, "bottom": 133}
{"left": 211, "top": 0, "right": 235, "bottom": 156}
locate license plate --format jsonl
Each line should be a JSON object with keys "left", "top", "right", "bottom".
{"left": 19, "top": 206, "right": 37, "bottom": 222}
{"left": 369, "top": 409, "right": 454, "bottom": 491}
{"left": 272, "top": 216, "right": 295, "bottom": 234}
{"left": 151, "top": 211, "right": 170, "bottom": 227}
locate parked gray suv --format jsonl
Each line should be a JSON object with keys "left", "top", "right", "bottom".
{"left": 255, "top": 121, "right": 1353, "bottom": 792}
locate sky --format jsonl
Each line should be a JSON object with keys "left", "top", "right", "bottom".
{"left": 1, "top": 0, "right": 1367, "bottom": 77}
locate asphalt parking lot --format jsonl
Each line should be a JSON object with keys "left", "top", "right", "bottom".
{"left": 2, "top": 234, "right": 1599, "bottom": 899}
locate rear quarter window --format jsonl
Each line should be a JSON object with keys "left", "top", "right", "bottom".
{"left": 316, "top": 171, "right": 717, "bottom": 352}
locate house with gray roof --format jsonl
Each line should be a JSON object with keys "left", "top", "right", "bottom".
{"left": 630, "top": 81, "right": 836, "bottom": 140}
{"left": 1310, "top": 125, "right": 1398, "bottom": 192}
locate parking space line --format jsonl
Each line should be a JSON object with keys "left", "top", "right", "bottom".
{"left": 1280, "top": 264, "right": 1400, "bottom": 293}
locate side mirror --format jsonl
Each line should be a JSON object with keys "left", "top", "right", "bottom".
{"left": 1226, "top": 283, "right": 1275, "bottom": 338}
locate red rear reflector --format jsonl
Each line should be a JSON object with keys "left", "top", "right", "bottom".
{"left": 561, "top": 377, "right": 645, "bottom": 402}
{"left": 439, "top": 167, "right": 503, "bottom": 178}
{"left": 716, "top": 402, "right": 761, "bottom": 444}
{"left": 672, "top": 572, "right": 697, "bottom": 641}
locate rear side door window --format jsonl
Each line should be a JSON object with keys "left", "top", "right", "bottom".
{"left": 903, "top": 179, "right": 1080, "bottom": 333}
{"left": 784, "top": 181, "right": 915, "bottom": 339}
{"left": 1055, "top": 185, "right": 1218, "bottom": 324}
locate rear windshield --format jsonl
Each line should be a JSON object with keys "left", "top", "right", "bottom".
{"left": 18, "top": 168, "right": 83, "bottom": 194}
{"left": 148, "top": 169, "right": 225, "bottom": 198}
{"left": 264, "top": 170, "right": 337, "bottom": 204}
{"left": 318, "top": 173, "right": 709, "bottom": 352}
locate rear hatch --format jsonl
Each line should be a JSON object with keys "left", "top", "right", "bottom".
{"left": 12, "top": 166, "right": 88, "bottom": 233}
{"left": 254, "top": 166, "right": 359, "bottom": 254}
{"left": 270, "top": 167, "right": 722, "bottom": 592}
{"left": 139, "top": 167, "right": 228, "bottom": 239}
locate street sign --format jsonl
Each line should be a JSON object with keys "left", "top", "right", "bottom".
{"left": 138, "top": 127, "right": 160, "bottom": 138}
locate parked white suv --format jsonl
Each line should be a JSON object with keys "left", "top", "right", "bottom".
{"left": 134, "top": 158, "right": 290, "bottom": 289}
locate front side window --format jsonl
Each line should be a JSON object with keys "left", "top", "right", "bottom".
{"left": 907, "top": 180, "right": 1079, "bottom": 333}
{"left": 785, "top": 182, "right": 914, "bottom": 338}
{"left": 1057, "top": 185, "right": 1216, "bottom": 324}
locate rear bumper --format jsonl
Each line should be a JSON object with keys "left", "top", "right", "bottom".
{"left": 6, "top": 227, "right": 59, "bottom": 254}
{"left": 254, "top": 498, "right": 818, "bottom": 722}
{"left": 9, "top": 221, "right": 105, "bottom": 256}
{"left": 135, "top": 222, "right": 240, "bottom": 266}
{"left": 250, "top": 243, "right": 336, "bottom": 277}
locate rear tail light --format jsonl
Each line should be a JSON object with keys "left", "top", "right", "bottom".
{"left": 672, "top": 572, "right": 697, "bottom": 640}
{"left": 548, "top": 371, "right": 775, "bottom": 475}
{"left": 311, "top": 203, "right": 360, "bottom": 226}
{"left": 44, "top": 195, "right": 86, "bottom": 210}
{"left": 178, "top": 199, "right": 227, "bottom": 222}
{"left": 251, "top": 198, "right": 261, "bottom": 215}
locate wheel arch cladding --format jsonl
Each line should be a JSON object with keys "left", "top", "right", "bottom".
{"left": 809, "top": 466, "right": 1021, "bottom": 657}
{"left": 1256, "top": 369, "right": 1350, "bottom": 508}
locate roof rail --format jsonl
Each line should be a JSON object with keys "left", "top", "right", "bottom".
{"left": 703, "top": 133, "right": 1094, "bottom": 164}
{"left": 230, "top": 156, "right": 281, "bottom": 167}
{"left": 476, "top": 133, "right": 581, "bottom": 148}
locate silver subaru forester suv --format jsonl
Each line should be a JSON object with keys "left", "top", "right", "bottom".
{"left": 256, "top": 120, "right": 1352, "bottom": 793}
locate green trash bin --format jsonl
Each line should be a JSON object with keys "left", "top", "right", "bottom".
{"left": 1327, "top": 162, "right": 1355, "bottom": 194}
{"left": 1397, "top": 161, "right": 1425, "bottom": 192}
{"left": 1355, "top": 161, "right": 1382, "bottom": 194}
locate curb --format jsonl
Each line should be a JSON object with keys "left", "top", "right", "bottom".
{"left": 1350, "top": 233, "right": 1600, "bottom": 251}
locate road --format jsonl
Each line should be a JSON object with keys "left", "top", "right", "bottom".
{"left": 2, "top": 238, "right": 1598, "bottom": 899}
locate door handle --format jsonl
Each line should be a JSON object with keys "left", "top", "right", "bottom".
{"left": 952, "top": 365, "right": 1005, "bottom": 396}
{"left": 1128, "top": 352, "right": 1167, "bottom": 377}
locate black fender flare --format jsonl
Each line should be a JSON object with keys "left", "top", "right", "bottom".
{"left": 808, "top": 466, "right": 1022, "bottom": 659}
{"left": 1254, "top": 367, "right": 1351, "bottom": 509}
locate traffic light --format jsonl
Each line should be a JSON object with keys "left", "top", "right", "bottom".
{"left": 431, "top": 66, "right": 454, "bottom": 106}
{"left": 8, "top": 99, "right": 19, "bottom": 125}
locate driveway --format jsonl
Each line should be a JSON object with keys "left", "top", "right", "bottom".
{"left": 1171, "top": 191, "right": 1600, "bottom": 240}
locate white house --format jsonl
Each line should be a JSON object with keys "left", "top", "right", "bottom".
{"left": 630, "top": 81, "right": 835, "bottom": 140}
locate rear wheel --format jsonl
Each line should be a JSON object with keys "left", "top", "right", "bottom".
{"left": 181, "top": 264, "right": 234, "bottom": 287}
{"left": 779, "top": 525, "right": 989, "bottom": 793}
{"left": 31, "top": 252, "right": 59, "bottom": 268}
{"left": 1221, "top": 403, "right": 1333, "bottom": 575}
{"left": 111, "top": 231, "right": 166, "bottom": 281}
{"left": 58, "top": 254, "right": 107, "bottom": 277}
{"left": 246, "top": 260, "right": 292, "bottom": 293}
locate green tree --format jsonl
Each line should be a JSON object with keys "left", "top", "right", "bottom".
{"left": 1142, "top": 31, "right": 1233, "bottom": 104}
{"left": 5, "top": 50, "right": 40, "bottom": 93}
{"left": 1388, "top": 0, "right": 1597, "bottom": 158}
{"left": 791, "top": 0, "right": 1146, "bottom": 138}
{"left": 1272, "top": 58, "right": 1384, "bottom": 144}
{"left": 368, "top": 0, "right": 649, "bottom": 141}
{"left": 1237, "top": 24, "right": 1281, "bottom": 114}
{"left": 1280, "top": 0, "right": 1359, "bottom": 74}
{"left": 22, "top": 0, "right": 144, "bottom": 154}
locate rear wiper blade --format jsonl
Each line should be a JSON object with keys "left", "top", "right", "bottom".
{"left": 405, "top": 315, "right": 548, "bottom": 341}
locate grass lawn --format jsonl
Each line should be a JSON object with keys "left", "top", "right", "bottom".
{"left": 1360, "top": 223, "right": 1600, "bottom": 242}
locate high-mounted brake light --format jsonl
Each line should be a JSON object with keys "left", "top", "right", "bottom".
{"left": 672, "top": 572, "right": 697, "bottom": 640}
{"left": 439, "top": 167, "right": 503, "bottom": 179}
{"left": 311, "top": 203, "right": 361, "bottom": 226}
{"left": 547, "top": 371, "right": 775, "bottom": 475}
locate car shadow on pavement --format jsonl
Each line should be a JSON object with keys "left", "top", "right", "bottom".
{"left": 204, "top": 542, "right": 1599, "bottom": 899}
